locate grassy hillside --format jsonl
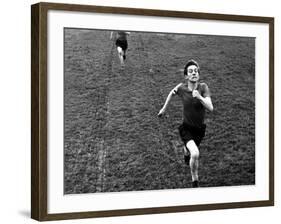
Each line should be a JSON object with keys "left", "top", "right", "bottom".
{"left": 64, "top": 29, "right": 255, "bottom": 194}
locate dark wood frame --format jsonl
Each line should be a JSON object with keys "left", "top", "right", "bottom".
{"left": 31, "top": 2, "right": 274, "bottom": 221}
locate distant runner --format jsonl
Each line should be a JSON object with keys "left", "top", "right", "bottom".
{"left": 158, "top": 59, "right": 214, "bottom": 188}
{"left": 110, "top": 31, "right": 130, "bottom": 66}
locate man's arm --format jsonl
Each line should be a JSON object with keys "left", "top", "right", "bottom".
{"left": 192, "top": 90, "right": 214, "bottom": 112}
{"left": 158, "top": 84, "right": 181, "bottom": 117}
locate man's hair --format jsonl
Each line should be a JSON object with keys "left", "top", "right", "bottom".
{"left": 184, "top": 59, "right": 200, "bottom": 76}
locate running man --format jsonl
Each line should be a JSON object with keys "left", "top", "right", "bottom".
{"left": 158, "top": 59, "right": 213, "bottom": 187}
{"left": 110, "top": 31, "right": 130, "bottom": 66}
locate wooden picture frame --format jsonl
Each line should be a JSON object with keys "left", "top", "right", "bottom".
{"left": 31, "top": 2, "right": 274, "bottom": 221}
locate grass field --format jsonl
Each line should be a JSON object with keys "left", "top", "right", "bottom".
{"left": 64, "top": 29, "right": 255, "bottom": 194}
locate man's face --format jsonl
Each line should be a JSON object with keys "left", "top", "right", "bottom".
{"left": 185, "top": 65, "right": 199, "bottom": 82}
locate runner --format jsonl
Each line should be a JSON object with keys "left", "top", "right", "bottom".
{"left": 158, "top": 59, "right": 213, "bottom": 187}
{"left": 110, "top": 31, "right": 130, "bottom": 66}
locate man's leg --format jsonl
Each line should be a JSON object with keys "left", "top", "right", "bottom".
{"left": 183, "top": 146, "right": 190, "bottom": 164}
{"left": 185, "top": 140, "right": 200, "bottom": 187}
{"left": 117, "top": 46, "right": 124, "bottom": 65}
{"left": 123, "top": 50, "right": 126, "bottom": 60}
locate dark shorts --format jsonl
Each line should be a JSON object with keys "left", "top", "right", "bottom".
{"left": 115, "top": 38, "right": 128, "bottom": 51}
{"left": 178, "top": 123, "right": 206, "bottom": 147}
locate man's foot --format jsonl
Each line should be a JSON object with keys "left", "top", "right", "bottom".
{"left": 184, "top": 154, "right": 190, "bottom": 164}
{"left": 123, "top": 55, "right": 126, "bottom": 60}
{"left": 192, "top": 180, "right": 199, "bottom": 188}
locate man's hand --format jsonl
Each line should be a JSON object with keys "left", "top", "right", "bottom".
{"left": 157, "top": 108, "right": 165, "bottom": 117}
{"left": 192, "top": 90, "right": 202, "bottom": 100}
{"left": 192, "top": 90, "right": 214, "bottom": 111}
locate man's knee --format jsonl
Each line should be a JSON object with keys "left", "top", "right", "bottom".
{"left": 117, "top": 46, "right": 123, "bottom": 54}
{"left": 191, "top": 150, "right": 199, "bottom": 160}
{"left": 186, "top": 141, "right": 199, "bottom": 159}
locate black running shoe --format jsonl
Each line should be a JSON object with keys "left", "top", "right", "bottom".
{"left": 123, "top": 55, "right": 126, "bottom": 60}
{"left": 192, "top": 180, "right": 199, "bottom": 188}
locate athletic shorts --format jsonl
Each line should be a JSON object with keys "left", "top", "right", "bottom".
{"left": 115, "top": 38, "right": 128, "bottom": 51}
{"left": 178, "top": 123, "right": 206, "bottom": 147}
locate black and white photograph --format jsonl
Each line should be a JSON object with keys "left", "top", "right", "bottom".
{"left": 0, "top": 0, "right": 278, "bottom": 222}
{"left": 63, "top": 28, "right": 255, "bottom": 194}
